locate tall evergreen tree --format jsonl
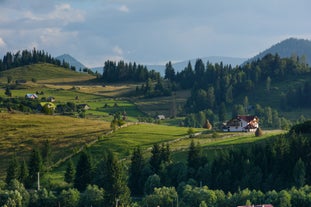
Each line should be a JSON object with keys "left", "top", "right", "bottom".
{"left": 102, "top": 151, "right": 131, "bottom": 207}
{"left": 129, "top": 147, "right": 145, "bottom": 196}
{"left": 74, "top": 151, "right": 93, "bottom": 191}
{"left": 187, "top": 140, "right": 203, "bottom": 178}
{"left": 41, "top": 139, "right": 52, "bottom": 170}
{"left": 28, "top": 148, "right": 43, "bottom": 187}
{"left": 6, "top": 155, "right": 20, "bottom": 185}
{"left": 150, "top": 143, "right": 162, "bottom": 174}
{"left": 64, "top": 159, "right": 76, "bottom": 184}
{"left": 19, "top": 159, "right": 29, "bottom": 185}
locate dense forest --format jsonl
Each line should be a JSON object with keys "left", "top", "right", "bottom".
{"left": 0, "top": 49, "right": 74, "bottom": 71}
{"left": 2, "top": 121, "right": 311, "bottom": 207}
{"left": 99, "top": 54, "right": 311, "bottom": 129}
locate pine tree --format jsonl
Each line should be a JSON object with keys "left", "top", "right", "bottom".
{"left": 64, "top": 159, "right": 76, "bottom": 184}
{"left": 187, "top": 140, "right": 203, "bottom": 178}
{"left": 42, "top": 139, "right": 52, "bottom": 170}
{"left": 28, "top": 148, "right": 43, "bottom": 186}
{"left": 129, "top": 147, "right": 145, "bottom": 196}
{"left": 19, "top": 159, "right": 28, "bottom": 185}
{"left": 103, "top": 151, "right": 131, "bottom": 207}
{"left": 149, "top": 144, "right": 161, "bottom": 174}
{"left": 6, "top": 155, "right": 20, "bottom": 184}
{"left": 74, "top": 151, "right": 93, "bottom": 191}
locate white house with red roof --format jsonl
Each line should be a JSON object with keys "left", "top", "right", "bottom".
{"left": 223, "top": 115, "right": 259, "bottom": 132}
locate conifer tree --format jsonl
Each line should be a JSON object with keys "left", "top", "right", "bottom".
{"left": 129, "top": 147, "right": 145, "bottom": 196}
{"left": 64, "top": 159, "right": 76, "bottom": 184}
{"left": 149, "top": 143, "right": 162, "bottom": 174}
{"left": 6, "top": 155, "right": 20, "bottom": 185}
{"left": 19, "top": 159, "right": 28, "bottom": 185}
{"left": 28, "top": 148, "right": 43, "bottom": 186}
{"left": 74, "top": 151, "right": 93, "bottom": 191}
{"left": 102, "top": 151, "right": 131, "bottom": 207}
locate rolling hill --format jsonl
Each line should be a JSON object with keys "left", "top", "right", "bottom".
{"left": 245, "top": 38, "right": 311, "bottom": 65}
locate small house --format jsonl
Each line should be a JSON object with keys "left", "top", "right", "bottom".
{"left": 77, "top": 104, "right": 90, "bottom": 111}
{"left": 223, "top": 115, "right": 259, "bottom": 132}
{"left": 25, "top": 94, "right": 38, "bottom": 99}
{"left": 156, "top": 115, "right": 166, "bottom": 120}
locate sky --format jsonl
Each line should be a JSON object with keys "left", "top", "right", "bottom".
{"left": 0, "top": 0, "right": 310, "bottom": 67}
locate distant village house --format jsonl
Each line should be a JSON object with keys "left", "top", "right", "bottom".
{"left": 223, "top": 115, "right": 259, "bottom": 132}
{"left": 25, "top": 93, "right": 38, "bottom": 99}
{"left": 155, "top": 115, "right": 166, "bottom": 120}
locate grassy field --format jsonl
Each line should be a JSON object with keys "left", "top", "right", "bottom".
{"left": 0, "top": 112, "right": 111, "bottom": 177}
{"left": 0, "top": 63, "right": 95, "bottom": 83}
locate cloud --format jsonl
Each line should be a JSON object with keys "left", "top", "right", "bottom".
{"left": 113, "top": 45, "right": 123, "bottom": 56}
{"left": 118, "top": 5, "right": 129, "bottom": 13}
{"left": 49, "top": 3, "right": 85, "bottom": 24}
{"left": 0, "top": 37, "right": 6, "bottom": 47}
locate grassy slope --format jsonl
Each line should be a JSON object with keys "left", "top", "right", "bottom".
{"left": 0, "top": 112, "right": 111, "bottom": 177}
{"left": 0, "top": 63, "right": 94, "bottom": 83}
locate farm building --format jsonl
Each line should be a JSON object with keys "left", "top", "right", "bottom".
{"left": 155, "top": 115, "right": 166, "bottom": 120}
{"left": 25, "top": 94, "right": 38, "bottom": 99}
{"left": 77, "top": 104, "right": 91, "bottom": 110}
{"left": 223, "top": 115, "right": 259, "bottom": 132}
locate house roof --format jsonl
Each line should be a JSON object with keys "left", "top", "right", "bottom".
{"left": 237, "top": 115, "right": 258, "bottom": 122}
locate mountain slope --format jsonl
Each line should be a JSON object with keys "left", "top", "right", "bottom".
{"left": 56, "top": 54, "right": 87, "bottom": 71}
{"left": 245, "top": 38, "right": 311, "bottom": 64}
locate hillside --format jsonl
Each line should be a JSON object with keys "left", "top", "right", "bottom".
{"left": 245, "top": 38, "right": 311, "bottom": 65}
{"left": 0, "top": 63, "right": 95, "bottom": 84}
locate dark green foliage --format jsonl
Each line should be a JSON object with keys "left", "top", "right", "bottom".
{"left": 41, "top": 139, "right": 52, "bottom": 170}
{"left": 128, "top": 147, "right": 145, "bottom": 196}
{"left": 27, "top": 148, "right": 43, "bottom": 187}
{"left": 74, "top": 151, "right": 93, "bottom": 191}
{"left": 98, "top": 151, "right": 131, "bottom": 207}
{"left": 19, "top": 159, "right": 29, "bottom": 185}
{"left": 64, "top": 159, "right": 76, "bottom": 184}
{"left": 6, "top": 155, "right": 20, "bottom": 185}
{"left": 289, "top": 120, "right": 311, "bottom": 134}
{"left": 187, "top": 140, "right": 206, "bottom": 179}
{"left": 59, "top": 188, "right": 80, "bottom": 207}
{"left": 80, "top": 185, "right": 105, "bottom": 207}
{"left": 0, "top": 49, "right": 68, "bottom": 71}
{"left": 102, "top": 60, "right": 158, "bottom": 82}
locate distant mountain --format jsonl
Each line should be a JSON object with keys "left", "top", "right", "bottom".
{"left": 56, "top": 54, "right": 86, "bottom": 71}
{"left": 245, "top": 38, "right": 311, "bottom": 65}
{"left": 147, "top": 56, "right": 247, "bottom": 76}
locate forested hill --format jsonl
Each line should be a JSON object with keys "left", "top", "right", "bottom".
{"left": 245, "top": 38, "right": 311, "bottom": 65}
{"left": 0, "top": 49, "right": 73, "bottom": 71}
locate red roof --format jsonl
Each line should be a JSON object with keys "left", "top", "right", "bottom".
{"left": 237, "top": 115, "right": 257, "bottom": 122}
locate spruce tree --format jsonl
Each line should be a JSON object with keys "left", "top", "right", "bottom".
{"left": 74, "top": 151, "right": 93, "bottom": 191}
{"left": 149, "top": 143, "right": 161, "bottom": 174}
{"left": 187, "top": 140, "right": 203, "bottom": 178}
{"left": 19, "top": 159, "right": 29, "bottom": 185}
{"left": 128, "top": 147, "right": 145, "bottom": 196}
{"left": 103, "top": 151, "right": 131, "bottom": 207}
{"left": 28, "top": 148, "right": 43, "bottom": 186}
{"left": 6, "top": 155, "right": 20, "bottom": 185}
{"left": 64, "top": 159, "right": 76, "bottom": 184}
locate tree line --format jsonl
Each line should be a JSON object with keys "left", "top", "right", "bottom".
{"left": 0, "top": 48, "right": 74, "bottom": 71}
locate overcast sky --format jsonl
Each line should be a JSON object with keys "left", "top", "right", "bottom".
{"left": 0, "top": 0, "right": 310, "bottom": 67}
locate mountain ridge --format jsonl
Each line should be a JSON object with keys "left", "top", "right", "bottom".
{"left": 244, "top": 38, "right": 311, "bottom": 65}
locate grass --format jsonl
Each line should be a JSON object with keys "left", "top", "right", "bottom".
{"left": 0, "top": 112, "right": 111, "bottom": 178}
{"left": 0, "top": 63, "right": 94, "bottom": 83}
